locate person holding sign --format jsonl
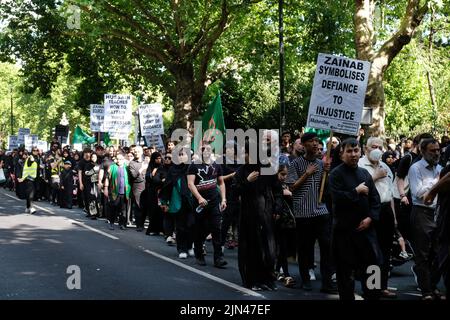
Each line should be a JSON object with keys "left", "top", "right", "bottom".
{"left": 286, "top": 132, "right": 336, "bottom": 293}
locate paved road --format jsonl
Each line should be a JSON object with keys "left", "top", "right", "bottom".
{"left": 0, "top": 188, "right": 431, "bottom": 300}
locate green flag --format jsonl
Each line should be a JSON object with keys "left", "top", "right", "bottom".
{"left": 193, "top": 92, "right": 226, "bottom": 153}
{"left": 72, "top": 125, "right": 96, "bottom": 145}
{"left": 103, "top": 132, "right": 112, "bottom": 146}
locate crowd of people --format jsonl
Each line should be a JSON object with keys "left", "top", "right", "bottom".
{"left": 0, "top": 129, "right": 449, "bottom": 300}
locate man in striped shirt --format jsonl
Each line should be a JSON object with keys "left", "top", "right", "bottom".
{"left": 286, "top": 132, "right": 336, "bottom": 293}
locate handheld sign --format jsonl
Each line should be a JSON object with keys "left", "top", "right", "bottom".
{"left": 306, "top": 53, "right": 371, "bottom": 136}
{"left": 8, "top": 135, "right": 18, "bottom": 150}
{"left": 139, "top": 103, "right": 164, "bottom": 137}
{"left": 104, "top": 94, "right": 133, "bottom": 135}
{"left": 90, "top": 104, "right": 105, "bottom": 132}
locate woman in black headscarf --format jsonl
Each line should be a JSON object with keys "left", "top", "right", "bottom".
{"left": 233, "top": 140, "right": 283, "bottom": 290}
{"left": 145, "top": 152, "right": 164, "bottom": 235}
{"left": 159, "top": 149, "right": 194, "bottom": 258}
{"left": 382, "top": 150, "right": 397, "bottom": 177}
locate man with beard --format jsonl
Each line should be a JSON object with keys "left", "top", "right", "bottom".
{"left": 408, "top": 138, "right": 443, "bottom": 300}
{"left": 128, "top": 146, "right": 149, "bottom": 232}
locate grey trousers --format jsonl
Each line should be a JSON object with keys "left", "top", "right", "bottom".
{"left": 410, "top": 205, "right": 441, "bottom": 295}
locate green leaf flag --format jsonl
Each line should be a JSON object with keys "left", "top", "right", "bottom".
{"left": 193, "top": 91, "right": 226, "bottom": 153}
{"left": 72, "top": 125, "right": 96, "bottom": 145}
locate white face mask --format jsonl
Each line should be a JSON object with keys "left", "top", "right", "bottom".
{"left": 389, "top": 143, "right": 396, "bottom": 151}
{"left": 368, "top": 149, "right": 383, "bottom": 162}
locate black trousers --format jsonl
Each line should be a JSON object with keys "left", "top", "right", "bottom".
{"left": 410, "top": 205, "right": 441, "bottom": 295}
{"left": 332, "top": 228, "right": 381, "bottom": 300}
{"left": 193, "top": 201, "right": 223, "bottom": 261}
{"left": 374, "top": 202, "right": 396, "bottom": 290}
{"left": 394, "top": 197, "right": 413, "bottom": 240}
{"left": 108, "top": 195, "right": 127, "bottom": 226}
{"left": 59, "top": 187, "right": 73, "bottom": 209}
{"left": 296, "top": 214, "right": 333, "bottom": 287}
{"left": 220, "top": 200, "right": 239, "bottom": 245}
{"left": 174, "top": 210, "right": 194, "bottom": 254}
{"left": 24, "top": 180, "right": 35, "bottom": 209}
{"left": 275, "top": 226, "right": 296, "bottom": 277}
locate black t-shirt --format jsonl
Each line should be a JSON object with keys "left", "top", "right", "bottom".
{"left": 221, "top": 160, "right": 241, "bottom": 202}
{"left": 187, "top": 162, "right": 223, "bottom": 203}
{"left": 78, "top": 159, "right": 93, "bottom": 185}
{"left": 396, "top": 152, "right": 419, "bottom": 179}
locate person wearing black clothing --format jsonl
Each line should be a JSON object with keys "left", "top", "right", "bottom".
{"left": 157, "top": 153, "right": 176, "bottom": 242}
{"left": 286, "top": 132, "right": 335, "bottom": 293}
{"left": 220, "top": 143, "right": 241, "bottom": 250}
{"left": 15, "top": 150, "right": 27, "bottom": 200}
{"left": 84, "top": 153, "right": 101, "bottom": 218}
{"left": 233, "top": 144, "right": 283, "bottom": 291}
{"left": 159, "top": 151, "right": 194, "bottom": 257}
{"left": 145, "top": 152, "right": 164, "bottom": 235}
{"left": 78, "top": 149, "right": 93, "bottom": 216}
{"left": 18, "top": 152, "right": 39, "bottom": 214}
{"left": 187, "top": 143, "right": 227, "bottom": 268}
{"left": 128, "top": 146, "right": 148, "bottom": 232}
{"left": 329, "top": 138, "right": 382, "bottom": 300}
{"left": 424, "top": 165, "right": 450, "bottom": 300}
{"left": 393, "top": 135, "right": 421, "bottom": 241}
{"left": 59, "top": 160, "right": 74, "bottom": 209}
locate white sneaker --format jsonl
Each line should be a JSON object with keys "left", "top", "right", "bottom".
{"left": 188, "top": 249, "right": 195, "bottom": 257}
{"left": 166, "top": 236, "right": 176, "bottom": 245}
{"left": 309, "top": 268, "right": 316, "bottom": 281}
{"left": 25, "top": 208, "right": 30, "bottom": 214}
{"left": 178, "top": 252, "right": 188, "bottom": 259}
{"left": 30, "top": 207, "right": 36, "bottom": 214}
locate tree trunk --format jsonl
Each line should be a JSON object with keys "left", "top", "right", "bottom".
{"left": 354, "top": 0, "right": 429, "bottom": 137}
{"left": 171, "top": 63, "right": 202, "bottom": 132}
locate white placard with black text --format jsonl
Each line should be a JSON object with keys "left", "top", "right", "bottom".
{"left": 306, "top": 53, "right": 371, "bottom": 136}
{"left": 103, "top": 94, "right": 133, "bottom": 134}
{"left": 90, "top": 104, "right": 105, "bottom": 132}
{"left": 139, "top": 103, "right": 164, "bottom": 136}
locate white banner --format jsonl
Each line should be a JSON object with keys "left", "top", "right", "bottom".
{"left": 139, "top": 103, "right": 164, "bottom": 136}
{"left": 8, "top": 135, "right": 18, "bottom": 150}
{"left": 103, "top": 94, "right": 133, "bottom": 134}
{"left": 90, "top": 104, "right": 104, "bottom": 132}
{"left": 306, "top": 53, "right": 371, "bottom": 136}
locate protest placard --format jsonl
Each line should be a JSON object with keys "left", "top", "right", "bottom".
{"left": 139, "top": 103, "right": 164, "bottom": 136}
{"left": 306, "top": 53, "right": 371, "bottom": 136}
{"left": 90, "top": 104, "right": 105, "bottom": 132}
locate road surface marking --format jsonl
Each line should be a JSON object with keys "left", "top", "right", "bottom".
{"left": 2, "top": 191, "right": 119, "bottom": 240}
{"left": 142, "top": 248, "right": 266, "bottom": 298}
{"left": 3, "top": 190, "right": 263, "bottom": 298}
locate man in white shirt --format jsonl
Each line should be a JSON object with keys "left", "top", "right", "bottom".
{"left": 358, "top": 137, "right": 397, "bottom": 299}
{"left": 408, "top": 138, "right": 443, "bottom": 300}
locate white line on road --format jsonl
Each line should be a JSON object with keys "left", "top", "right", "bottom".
{"left": 2, "top": 192, "right": 119, "bottom": 240}
{"left": 71, "top": 221, "right": 119, "bottom": 240}
{"left": 142, "top": 248, "right": 266, "bottom": 298}
{"left": 2, "top": 190, "right": 263, "bottom": 298}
